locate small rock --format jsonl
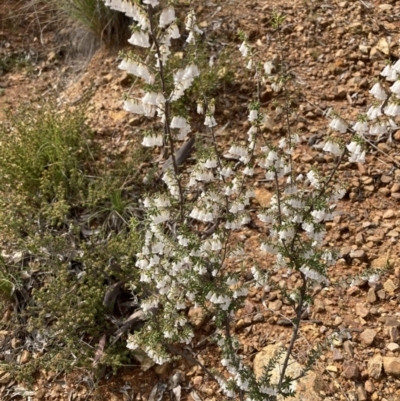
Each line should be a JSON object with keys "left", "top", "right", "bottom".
{"left": 385, "top": 317, "right": 400, "bottom": 327}
{"left": 326, "top": 365, "right": 338, "bottom": 373}
{"left": 342, "top": 362, "right": 359, "bottom": 379}
{"left": 20, "top": 350, "right": 30, "bottom": 364}
{"left": 347, "top": 286, "right": 360, "bottom": 296}
{"left": 381, "top": 175, "right": 392, "bottom": 184}
{"left": 368, "top": 354, "right": 382, "bottom": 379}
{"left": 254, "top": 188, "right": 273, "bottom": 207}
{"left": 314, "top": 299, "right": 325, "bottom": 313}
{"left": 350, "top": 249, "right": 366, "bottom": 259}
{"left": 192, "top": 376, "right": 203, "bottom": 386}
{"left": 0, "top": 371, "right": 11, "bottom": 384}
{"left": 333, "top": 348, "right": 344, "bottom": 361}
{"left": 383, "top": 209, "right": 395, "bottom": 219}
{"left": 389, "top": 327, "right": 399, "bottom": 342}
{"left": 383, "top": 279, "right": 397, "bottom": 295}
{"left": 35, "top": 388, "right": 46, "bottom": 400}
{"left": 383, "top": 357, "right": 400, "bottom": 377}
{"left": 367, "top": 288, "right": 377, "bottom": 304}
{"left": 365, "top": 380, "right": 375, "bottom": 393}
{"left": 154, "top": 362, "right": 171, "bottom": 376}
{"left": 188, "top": 307, "right": 207, "bottom": 329}
{"left": 355, "top": 303, "right": 369, "bottom": 318}
{"left": 343, "top": 341, "right": 354, "bottom": 357}
{"left": 386, "top": 342, "right": 400, "bottom": 352}
{"left": 360, "top": 329, "right": 377, "bottom": 346}
{"left": 252, "top": 313, "right": 264, "bottom": 323}
{"left": 356, "top": 384, "right": 368, "bottom": 401}
{"left": 268, "top": 299, "right": 282, "bottom": 311}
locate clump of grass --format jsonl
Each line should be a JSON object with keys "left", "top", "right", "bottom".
{"left": 0, "top": 99, "right": 148, "bottom": 382}
{"left": 33, "top": 0, "right": 131, "bottom": 47}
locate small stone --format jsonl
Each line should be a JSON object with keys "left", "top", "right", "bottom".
{"left": 365, "top": 380, "right": 375, "bottom": 393}
{"left": 355, "top": 303, "right": 369, "bottom": 318}
{"left": 367, "top": 288, "right": 377, "bottom": 304}
{"left": 383, "top": 209, "right": 395, "bottom": 219}
{"left": 377, "top": 289, "right": 386, "bottom": 300}
{"left": 342, "top": 362, "right": 359, "bottom": 379}
{"left": 383, "top": 357, "right": 400, "bottom": 377}
{"left": 347, "top": 286, "right": 360, "bottom": 296}
{"left": 188, "top": 307, "right": 207, "bottom": 329}
{"left": 343, "top": 341, "right": 354, "bottom": 357}
{"left": 0, "top": 372, "right": 11, "bottom": 384}
{"left": 334, "top": 316, "right": 343, "bottom": 326}
{"left": 20, "top": 350, "right": 30, "bottom": 365}
{"left": 386, "top": 342, "right": 400, "bottom": 352}
{"left": 35, "top": 389, "right": 46, "bottom": 400}
{"left": 368, "top": 354, "right": 382, "bottom": 379}
{"left": 192, "top": 376, "right": 203, "bottom": 386}
{"left": 350, "top": 249, "right": 366, "bottom": 259}
{"left": 268, "top": 299, "right": 282, "bottom": 311}
{"left": 356, "top": 384, "right": 368, "bottom": 401}
{"left": 254, "top": 188, "right": 273, "bottom": 207}
{"left": 385, "top": 317, "right": 400, "bottom": 327}
{"left": 314, "top": 299, "right": 325, "bottom": 313}
{"left": 11, "top": 338, "right": 20, "bottom": 349}
{"left": 360, "top": 329, "right": 377, "bottom": 346}
{"left": 252, "top": 313, "right": 264, "bottom": 323}
{"left": 389, "top": 327, "right": 399, "bottom": 342}
{"left": 326, "top": 365, "right": 338, "bottom": 373}
{"left": 381, "top": 175, "right": 392, "bottom": 184}
{"left": 154, "top": 362, "right": 171, "bottom": 376}
{"left": 383, "top": 279, "right": 397, "bottom": 294}
{"left": 333, "top": 348, "right": 344, "bottom": 361}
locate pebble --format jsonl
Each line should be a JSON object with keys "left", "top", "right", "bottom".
{"left": 386, "top": 342, "right": 400, "bottom": 352}
{"left": 367, "top": 288, "right": 377, "bottom": 304}
{"left": 355, "top": 303, "right": 369, "bottom": 318}
{"left": 360, "top": 329, "right": 377, "bottom": 346}
{"left": 368, "top": 354, "right": 383, "bottom": 379}
{"left": 383, "top": 357, "right": 400, "bottom": 377}
{"left": 342, "top": 362, "right": 359, "bottom": 379}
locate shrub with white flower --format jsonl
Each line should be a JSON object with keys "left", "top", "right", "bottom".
{"left": 102, "top": 3, "right": 392, "bottom": 400}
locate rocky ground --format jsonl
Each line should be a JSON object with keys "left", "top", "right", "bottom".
{"left": 2, "top": 0, "right": 400, "bottom": 400}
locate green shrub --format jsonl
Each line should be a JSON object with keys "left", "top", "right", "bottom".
{"left": 0, "top": 100, "right": 146, "bottom": 382}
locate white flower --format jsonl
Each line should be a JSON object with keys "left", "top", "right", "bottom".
{"left": 353, "top": 120, "right": 368, "bottom": 134}
{"left": 390, "top": 81, "right": 400, "bottom": 96}
{"left": 142, "top": 134, "right": 163, "bottom": 147}
{"left": 384, "top": 102, "right": 400, "bottom": 117}
{"left": 394, "top": 59, "right": 400, "bottom": 72}
{"left": 238, "top": 41, "right": 249, "bottom": 57}
{"left": 204, "top": 115, "right": 217, "bottom": 127}
{"left": 381, "top": 64, "right": 398, "bottom": 81}
{"left": 369, "top": 82, "right": 387, "bottom": 100}
{"left": 197, "top": 102, "right": 204, "bottom": 115}
{"left": 366, "top": 104, "right": 383, "bottom": 120}
{"left": 347, "top": 142, "right": 365, "bottom": 163}
{"left": 159, "top": 6, "right": 175, "bottom": 27}
{"left": 311, "top": 209, "right": 327, "bottom": 223}
{"left": 248, "top": 109, "right": 258, "bottom": 121}
{"left": 300, "top": 265, "right": 329, "bottom": 285}
{"left": 243, "top": 166, "right": 254, "bottom": 176}
{"left": 219, "top": 166, "right": 233, "bottom": 177}
{"left": 264, "top": 61, "right": 274, "bottom": 74}
{"left": 329, "top": 117, "right": 347, "bottom": 133}
{"left": 204, "top": 159, "right": 218, "bottom": 168}
{"left": 143, "top": 0, "right": 159, "bottom": 6}
{"left": 323, "top": 141, "right": 342, "bottom": 156}
{"left": 124, "top": 99, "right": 144, "bottom": 114}
{"left": 128, "top": 30, "right": 150, "bottom": 48}
{"left": 307, "top": 170, "right": 320, "bottom": 188}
